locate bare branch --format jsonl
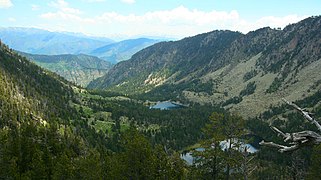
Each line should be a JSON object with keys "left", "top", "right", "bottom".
{"left": 259, "top": 99, "right": 321, "bottom": 152}
{"left": 259, "top": 140, "right": 300, "bottom": 153}
{"left": 270, "top": 126, "right": 292, "bottom": 142}
{"left": 282, "top": 98, "right": 321, "bottom": 132}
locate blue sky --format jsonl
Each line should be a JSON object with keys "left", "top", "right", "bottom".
{"left": 1, "top": 0, "right": 320, "bottom": 39}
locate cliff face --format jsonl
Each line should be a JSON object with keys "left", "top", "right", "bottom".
{"left": 88, "top": 16, "right": 321, "bottom": 117}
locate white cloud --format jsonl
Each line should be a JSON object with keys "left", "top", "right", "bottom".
{"left": 8, "top": 17, "right": 16, "bottom": 22}
{"left": 41, "top": 12, "right": 94, "bottom": 24}
{"left": 47, "top": 0, "right": 81, "bottom": 14}
{"left": 41, "top": 0, "right": 83, "bottom": 20}
{"left": 94, "top": 6, "right": 241, "bottom": 37}
{"left": 39, "top": 5, "right": 308, "bottom": 39}
{"left": 0, "top": 0, "right": 13, "bottom": 8}
{"left": 50, "top": 0, "right": 68, "bottom": 8}
{"left": 121, "top": 0, "right": 135, "bottom": 4}
{"left": 230, "top": 15, "right": 308, "bottom": 34}
{"left": 256, "top": 15, "right": 308, "bottom": 29}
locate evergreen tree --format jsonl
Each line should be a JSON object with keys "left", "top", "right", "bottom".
{"left": 307, "top": 144, "right": 321, "bottom": 179}
{"left": 120, "top": 127, "right": 156, "bottom": 179}
{"left": 194, "top": 112, "right": 246, "bottom": 179}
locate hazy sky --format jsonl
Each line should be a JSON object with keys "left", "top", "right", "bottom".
{"left": 1, "top": 0, "right": 320, "bottom": 39}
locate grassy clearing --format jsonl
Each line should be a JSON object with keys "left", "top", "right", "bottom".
{"left": 94, "top": 120, "right": 114, "bottom": 133}
{"left": 94, "top": 120, "right": 130, "bottom": 133}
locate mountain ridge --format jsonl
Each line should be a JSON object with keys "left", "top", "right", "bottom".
{"left": 0, "top": 27, "right": 163, "bottom": 64}
{"left": 0, "top": 27, "right": 114, "bottom": 55}
{"left": 88, "top": 16, "right": 321, "bottom": 117}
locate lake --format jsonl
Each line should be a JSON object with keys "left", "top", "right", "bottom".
{"left": 181, "top": 142, "right": 258, "bottom": 165}
{"left": 150, "top": 101, "right": 183, "bottom": 110}
{"left": 180, "top": 147, "right": 205, "bottom": 165}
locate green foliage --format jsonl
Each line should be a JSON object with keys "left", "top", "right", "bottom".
{"left": 83, "top": 92, "right": 220, "bottom": 149}
{"left": 135, "top": 79, "right": 214, "bottom": 102}
{"left": 243, "top": 69, "right": 258, "bottom": 82}
{"left": 186, "top": 80, "right": 214, "bottom": 95}
{"left": 239, "top": 81, "right": 256, "bottom": 97}
{"left": 120, "top": 128, "right": 157, "bottom": 179}
{"left": 192, "top": 112, "right": 247, "bottom": 179}
{"left": 221, "top": 96, "right": 243, "bottom": 106}
{"left": 266, "top": 77, "right": 283, "bottom": 93}
{"left": 89, "top": 89, "right": 125, "bottom": 97}
{"left": 307, "top": 144, "right": 321, "bottom": 179}
{"left": 101, "top": 128, "right": 186, "bottom": 179}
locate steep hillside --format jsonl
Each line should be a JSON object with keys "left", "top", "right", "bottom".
{"left": 20, "top": 52, "right": 112, "bottom": 87}
{"left": 90, "top": 38, "right": 160, "bottom": 64}
{"left": 88, "top": 16, "right": 321, "bottom": 117}
{"left": 0, "top": 41, "right": 76, "bottom": 121}
{"left": 0, "top": 27, "right": 113, "bottom": 55}
{"left": 88, "top": 30, "right": 243, "bottom": 89}
{"left": 0, "top": 40, "right": 112, "bottom": 179}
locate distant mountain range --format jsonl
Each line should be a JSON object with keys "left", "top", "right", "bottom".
{"left": 90, "top": 38, "right": 161, "bottom": 64}
{"left": 0, "top": 27, "right": 114, "bottom": 55}
{"left": 20, "top": 52, "right": 112, "bottom": 87}
{"left": 0, "top": 27, "right": 162, "bottom": 64}
{"left": 88, "top": 16, "right": 321, "bottom": 117}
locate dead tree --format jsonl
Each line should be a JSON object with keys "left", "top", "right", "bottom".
{"left": 259, "top": 98, "right": 321, "bottom": 153}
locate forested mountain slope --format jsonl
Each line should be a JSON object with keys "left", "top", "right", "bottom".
{"left": 20, "top": 52, "right": 112, "bottom": 87}
{"left": 0, "top": 42, "right": 76, "bottom": 121}
{"left": 0, "top": 40, "right": 201, "bottom": 179}
{"left": 89, "top": 16, "right": 321, "bottom": 117}
{"left": 0, "top": 40, "right": 91, "bottom": 178}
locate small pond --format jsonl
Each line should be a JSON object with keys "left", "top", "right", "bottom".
{"left": 180, "top": 148, "right": 205, "bottom": 165}
{"left": 181, "top": 142, "right": 258, "bottom": 165}
{"left": 150, "top": 101, "right": 184, "bottom": 110}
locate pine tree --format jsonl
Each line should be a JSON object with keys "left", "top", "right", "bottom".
{"left": 194, "top": 112, "right": 246, "bottom": 179}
